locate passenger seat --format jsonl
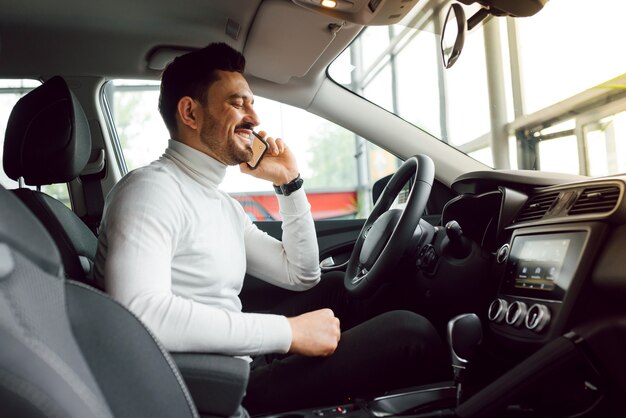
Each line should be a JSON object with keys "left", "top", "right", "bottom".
{"left": 3, "top": 76, "right": 100, "bottom": 288}
{"left": 0, "top": 183, "right": 201, "bottom": 417}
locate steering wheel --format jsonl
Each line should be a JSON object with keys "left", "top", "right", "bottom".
{"left": 344, "top": 154, "right": 434, "bottom": 298}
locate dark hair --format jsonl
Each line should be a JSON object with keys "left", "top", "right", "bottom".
{"left": 158, "top": 42, "right": 246, "bottom": 135}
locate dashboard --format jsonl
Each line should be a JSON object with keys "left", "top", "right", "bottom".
{"left": 441, "top": 171, "right": 626, "bottom": 348}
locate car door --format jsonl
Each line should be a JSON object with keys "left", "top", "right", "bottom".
{"left": 241, "top": 177, "right": 455, "bottom": 312}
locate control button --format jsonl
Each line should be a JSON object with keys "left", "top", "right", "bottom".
{"left": 496, "top": 244, "right": 510, "bottom": 264}
{"left": 505, "top": 301, "right": 528, "bottom": 327}
{"left": 525, "top": 304, "right": 551, "bottom": 333}
{"left": 488, "top": 298, "right": 508, "bottom": 323}
{"left": 416, "top": 244, "right": 438, "bottom": 274}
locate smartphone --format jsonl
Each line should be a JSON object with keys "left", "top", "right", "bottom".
{"left": 247, "top": 131, "right": 269, "bottom": 169}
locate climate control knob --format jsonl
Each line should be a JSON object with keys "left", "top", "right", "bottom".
{"left": 488, "top": 298, "right": 508, "bottom": 323}
{"left": 525, "top": 304, "right": 551, "bottom": 332}
{"left": 505, "top": 301, "right": 528, "bottom": 327}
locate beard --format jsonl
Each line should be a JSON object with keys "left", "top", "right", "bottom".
{"left": 199, "top": 111, "right": 252, "bottom": 165}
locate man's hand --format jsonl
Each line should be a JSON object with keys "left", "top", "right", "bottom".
{"left": 287, "top": 308, "right": 341, "bottom": 357}
{"left": 239, "top": 131, "right": 299, "bottom": 186}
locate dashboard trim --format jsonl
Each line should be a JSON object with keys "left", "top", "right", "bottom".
{"left": 508, "top": 179, "right": 626, "bottom": 229}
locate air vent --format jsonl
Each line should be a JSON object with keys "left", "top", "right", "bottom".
{"left": 569, "top": 186, "right": 620, "bottom": 215}
{"left": 514, "top": 192, "right": 559, "bottom": 223}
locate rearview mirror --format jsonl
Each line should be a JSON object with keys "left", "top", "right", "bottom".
{"left": 441, "top": 3, "right": 467, "bottom": 69}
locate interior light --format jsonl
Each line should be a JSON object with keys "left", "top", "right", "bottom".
{"left": 321, "top": 0, "right": 337, "bottom": 8}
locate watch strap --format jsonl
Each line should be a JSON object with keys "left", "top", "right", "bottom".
{"left": 273, "top": 174, "right": 304, "bottom": 196}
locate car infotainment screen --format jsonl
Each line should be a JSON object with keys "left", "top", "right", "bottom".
{"left": 502, "top": 232, "right": 587, "bottom": 300}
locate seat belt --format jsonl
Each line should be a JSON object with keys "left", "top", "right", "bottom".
{"left": 80, "top": 148, "right": 106, "bottom": 235}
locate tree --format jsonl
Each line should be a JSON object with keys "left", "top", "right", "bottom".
{"left": 306, "top": 125, "right": 358, "bottom": 190}
{"left": 111, "top": 87, "right": 167, "bottom": 172}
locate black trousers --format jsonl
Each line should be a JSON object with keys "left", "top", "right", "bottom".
{"left": 242, "top": 272, "right": 449, "bottom": 415}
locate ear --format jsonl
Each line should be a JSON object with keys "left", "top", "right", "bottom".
{"left": 176, "top": 97, "right": 200, "bottom": 131}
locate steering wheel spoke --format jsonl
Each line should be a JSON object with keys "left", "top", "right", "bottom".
{"left": 351, "top": 268, "right": 368, "bottom": 285}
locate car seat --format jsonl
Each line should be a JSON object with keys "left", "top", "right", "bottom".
{"left": 3, "top": 76, "right": 101, "bottom": 288}
{"left": 1, "top": 76, "right": 251, "bottom": 418}
{"left": 0, "top": 183, "right": 200, "bottom": 417}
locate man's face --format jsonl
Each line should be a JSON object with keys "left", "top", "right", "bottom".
{"left": 198, "top": 70, "right": 260, "bottom": 166}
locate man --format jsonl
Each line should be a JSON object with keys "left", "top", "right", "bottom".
{"left": 95, "top": 42, "right": 446, "bottom": 414}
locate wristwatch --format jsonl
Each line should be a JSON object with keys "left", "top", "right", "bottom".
{"left": 273, "top": 174, "right": 304, "bottom": 196}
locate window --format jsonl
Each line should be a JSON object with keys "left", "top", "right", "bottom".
{"left": 581, "top": 106, "right": 626, "bottom": 177}
{"left": 329, "top": 4, "right": 494, "bottom": 167}
{"left": 108, "top": 80, "right": 166, "bottom": 171}
{"left": 107, "top": 80, "right": 399, "bottom": 221}
{"left": 0, "top": 79, "right": 71, "bottom": 207}
{"left": 329, "top": 0, "right": 626, "bottom": 176}
{"left": 444, "top": 24, "right": 490, "bottom": 147}
{"left": 516, "top": 0, "right": 626, "bottom": 115}
{"left": 530, "top": 120, "right": 579, "bottom": 174}
{"left": 395, "top": 24, "right": 442, "bottom": 138}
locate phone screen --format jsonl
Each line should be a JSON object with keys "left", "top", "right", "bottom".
{"left": 247, "top": 131, "right": 269, "bottom": 169}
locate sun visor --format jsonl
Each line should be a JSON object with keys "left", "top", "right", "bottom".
{"left": 244, "top": 0, "right": 348, "bottom": 84}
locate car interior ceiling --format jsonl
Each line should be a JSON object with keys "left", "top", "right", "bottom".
{"left": 2, "top": 0, "right": 626, "bottom": 417}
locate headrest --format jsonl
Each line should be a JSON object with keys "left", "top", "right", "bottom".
{"left": 0, "top": 185, "right": 62, "bottom": 278}
{"left": 3, "top": 76, "right": 91, "bottom": 186}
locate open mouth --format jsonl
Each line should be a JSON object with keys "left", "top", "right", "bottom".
{"left": 234, "top": 130, "right": 253, "bottom": 147}
{"left": 234, "top": 123, "right": 254, "bottom": 147}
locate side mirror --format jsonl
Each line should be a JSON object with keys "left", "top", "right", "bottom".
{"left": 441, "top": 3, "right": 467, "bottom": 69}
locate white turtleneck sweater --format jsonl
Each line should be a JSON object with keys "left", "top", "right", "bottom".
{"left": 94, "top": 140, "right": 321, "bottom": 356}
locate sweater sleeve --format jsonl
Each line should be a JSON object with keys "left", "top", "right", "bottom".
{"left": 98, "top": 172, "right": 292, "bottom": 355}
{"left": 244, "top": 187, "right": 321, "bottom": 290}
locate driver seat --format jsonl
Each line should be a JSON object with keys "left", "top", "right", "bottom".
{"left": 3, "top": 76, "right": 100, "bottom": 289}
{"left": 0, "top": 184, "right": 200, "bottom": 417}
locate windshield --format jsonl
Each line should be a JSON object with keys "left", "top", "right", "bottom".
{"left": 329, "top": 0, "right": 626, "bottom": 176}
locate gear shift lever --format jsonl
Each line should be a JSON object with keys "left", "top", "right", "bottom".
{"left": 447, "top": 313, "right": 482, "bottom": 405}
{"left": 445, "top": 220, "right": 472, "bottom": 259}
{"left": 367, "top": 314, "right": 481, "bottom": 416}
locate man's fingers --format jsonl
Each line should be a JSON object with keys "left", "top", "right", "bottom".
{"left": 287, "top": 308, "right": 342, "bottom": 357}
{"left": 239, "top": 162, "right": 252, "bottom": 174}
{"left": 260, "top": 134, "right": 285, "bottom": 156}
{"left": 264, "top": 136, "right": 279, "bottom": 155}
{"left": 275, "top": 138, "right": 285, "bottom": 154}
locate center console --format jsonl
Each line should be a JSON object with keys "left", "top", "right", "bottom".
{"left": 487, "top": 224, "right": 602, "bottom": 343}
{"left": 261, "top": 382, "right": 457, "bottom": 418}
